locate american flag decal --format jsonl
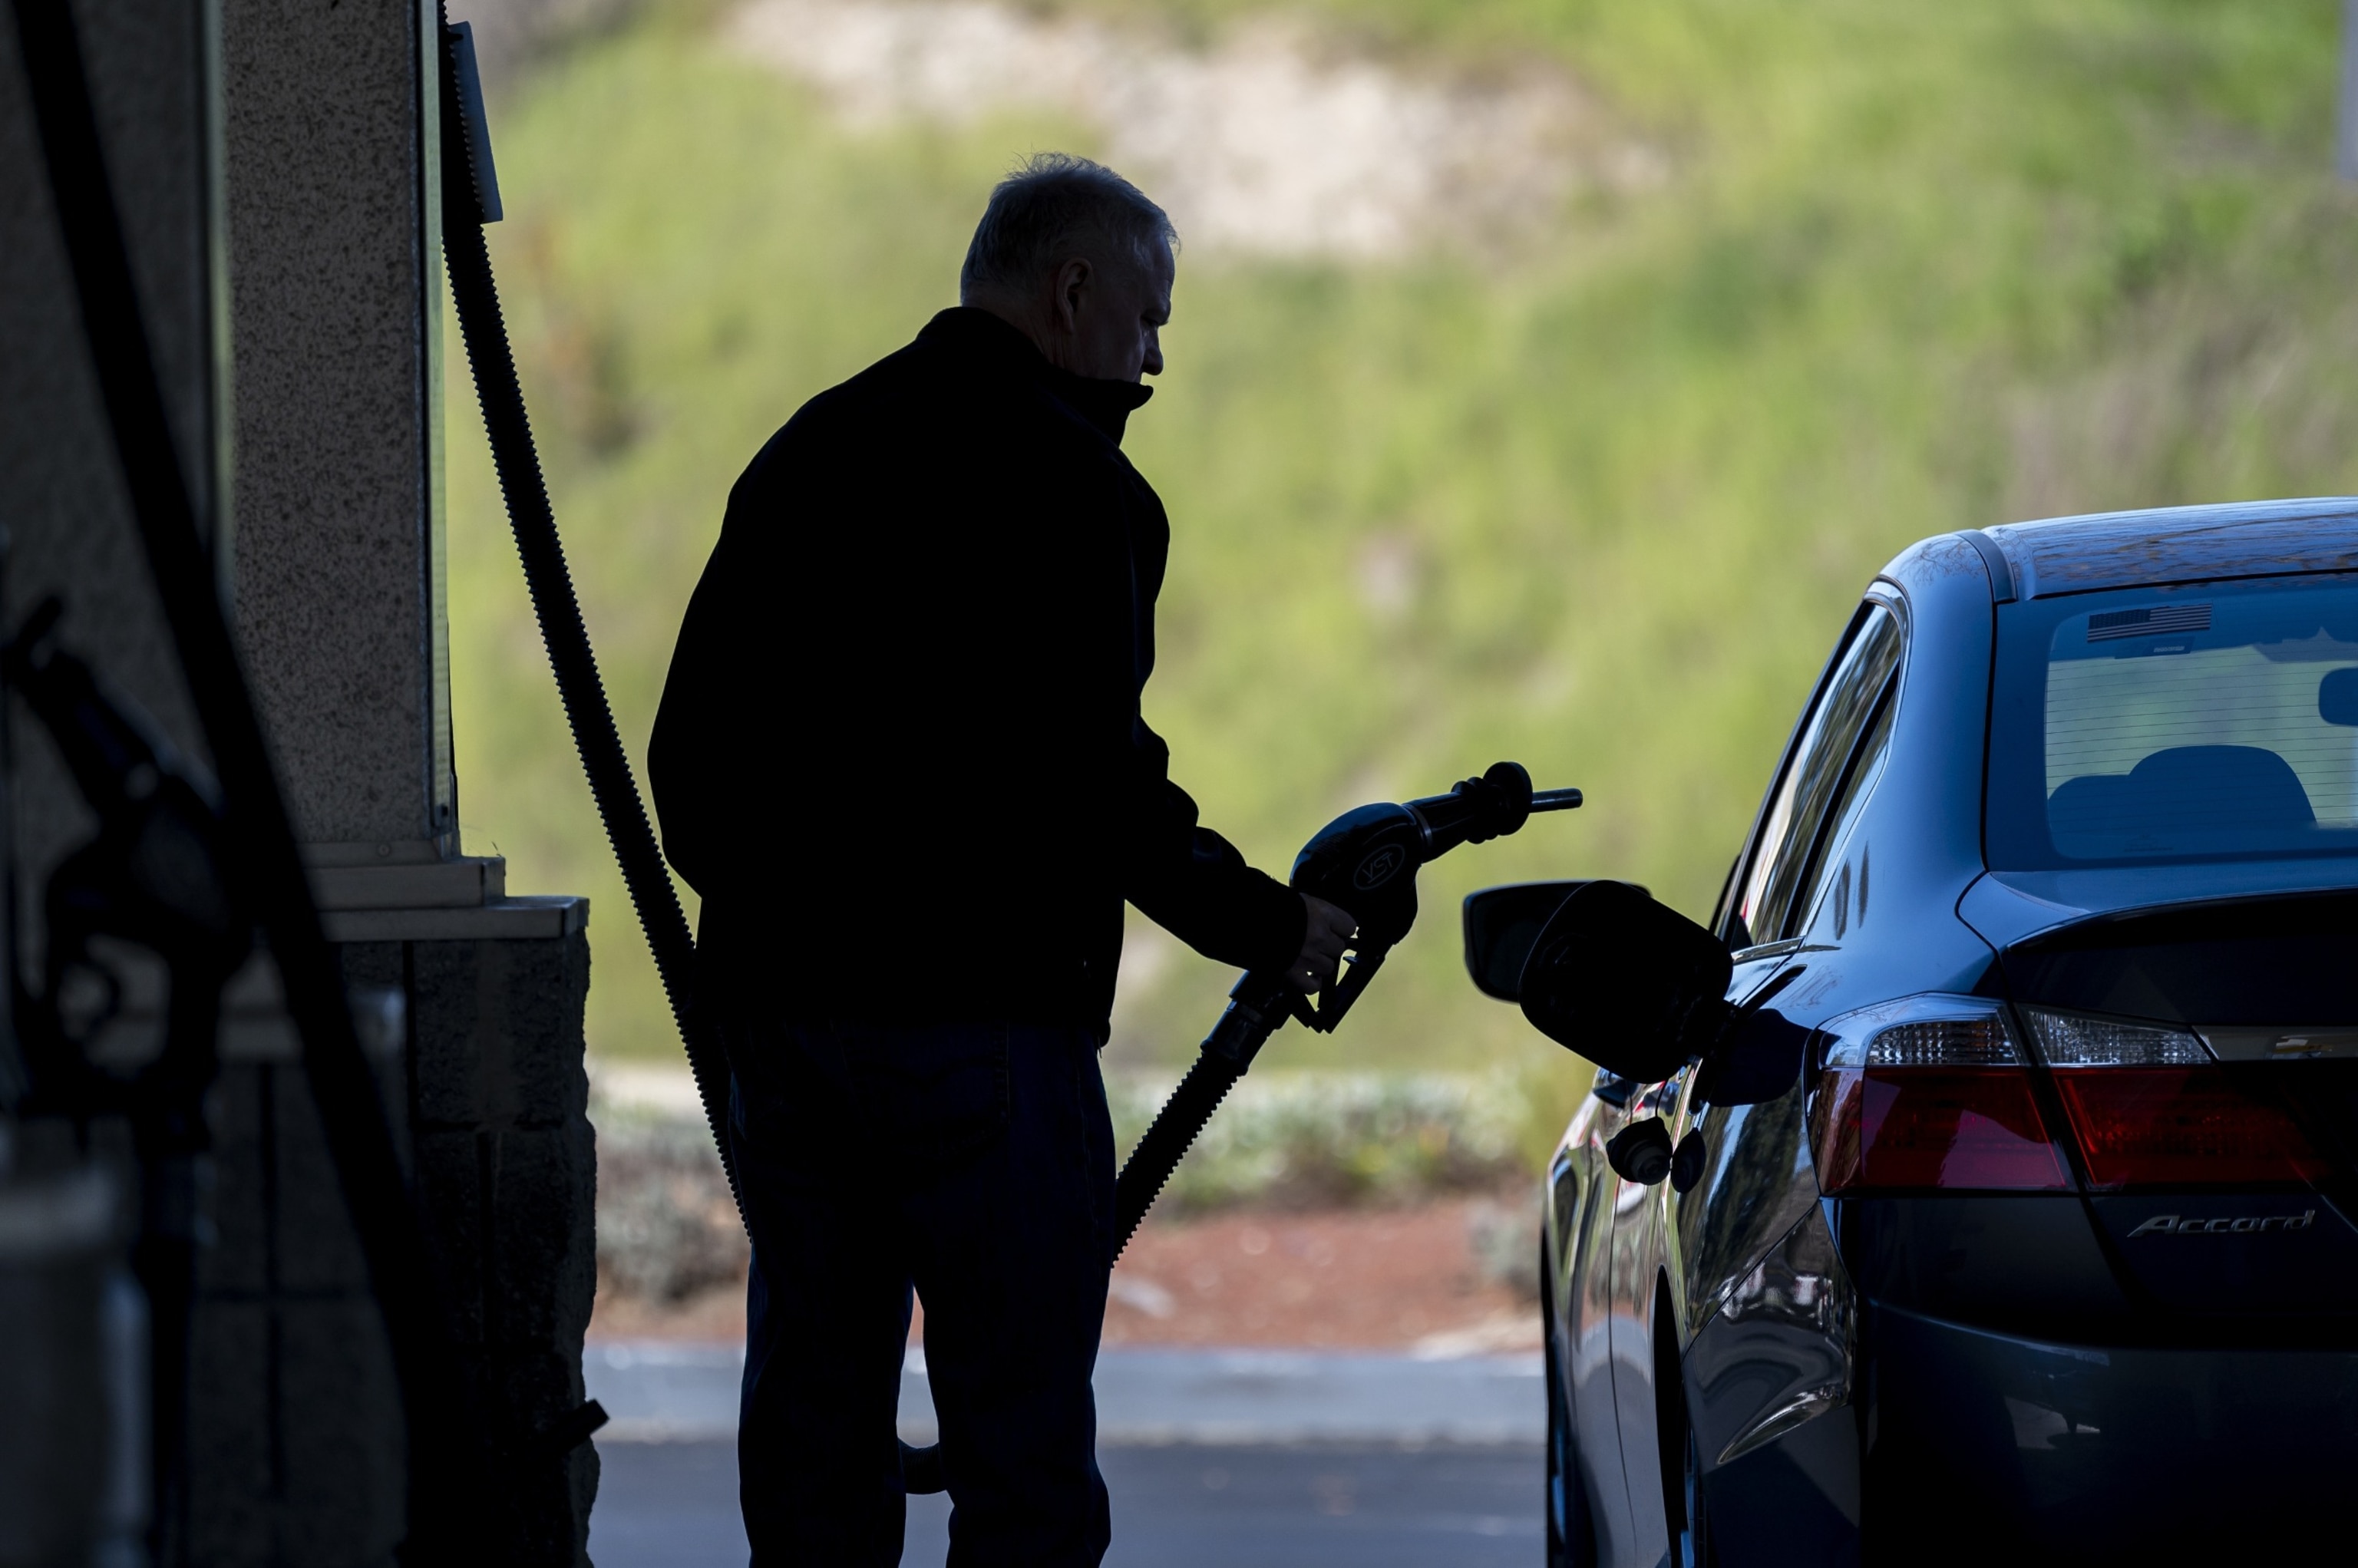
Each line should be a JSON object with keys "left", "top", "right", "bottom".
{"left": 2087, "top": 603, "right": 2211, "bottom": 642}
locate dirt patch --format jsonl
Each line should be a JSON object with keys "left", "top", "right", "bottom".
{"left": 590, "top": 1193, "right": 1540, "bottom": 1354}
{"left": 1103, "top": 1197, "right": 1540, "bottom": 1353}
{"left": 725, "top": 0, "right": 1664, "bottom": 261}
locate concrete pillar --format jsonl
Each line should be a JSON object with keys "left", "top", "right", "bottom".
{"left": 222, "top": 0, "right": 457, "bottom": 873}
{"left": 210, "top": 0, "right": 601, "bottom": 1562}
{"left": 2, "top": 0, "right": 600, "bottom": 1562}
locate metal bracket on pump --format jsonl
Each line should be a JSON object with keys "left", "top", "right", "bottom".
{"left": 446, "top": 19, "right": 503, "bottom": 225}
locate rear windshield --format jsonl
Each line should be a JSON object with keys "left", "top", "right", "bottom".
{"left": 1987, "top": 576, "right": 2358, "bottom": 868}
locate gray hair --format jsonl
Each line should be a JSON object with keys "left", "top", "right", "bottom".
{"left": 959, "top": 152, "right": 1177, "bottom": 294}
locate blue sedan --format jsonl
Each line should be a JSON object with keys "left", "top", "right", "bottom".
{"left": 1465, "top": 498, "right": 2358, "bottom": 1566}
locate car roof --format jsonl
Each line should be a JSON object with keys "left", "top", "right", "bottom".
{"left": 1980, "top": 497, "right": 2358, "bottom": 599}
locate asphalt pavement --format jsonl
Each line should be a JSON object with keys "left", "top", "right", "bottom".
{"left": 592, "top": 1438, "right": 1544, "bottom": 1566}
{"left": 584, "top": 1342, "right": 1546, "bottom": 1566}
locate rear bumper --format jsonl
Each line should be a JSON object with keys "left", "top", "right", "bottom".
{"left": 1858, "top": 1304, "right": 2358, "bottom": 1563}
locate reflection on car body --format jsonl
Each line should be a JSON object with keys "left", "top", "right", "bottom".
{"left": 1471, "top": 497, "right": 2358, "bottom": 1566}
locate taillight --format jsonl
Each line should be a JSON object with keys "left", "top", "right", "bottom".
{"left": 1810, "top": 997, "right": 2071, "bottom": 1193}
{"left": 2019, "top": 1008, "right": 2329, "bottom": 1188}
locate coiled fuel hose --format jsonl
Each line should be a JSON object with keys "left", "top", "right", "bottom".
{"left": 435, "top": 18, "right": 742, "bottom": 1214}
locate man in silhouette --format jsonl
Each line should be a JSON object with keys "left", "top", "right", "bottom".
{"left": 651, "top": 152, "right": 1356, "bottom": 1565}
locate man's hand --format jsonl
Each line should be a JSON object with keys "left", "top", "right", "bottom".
{"left": 1288, "top": 894, "right": 1358, "bottom": 993}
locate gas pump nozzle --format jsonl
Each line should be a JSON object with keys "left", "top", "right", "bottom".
{"left": 1260, "top": 761, "right": 1583, "bottom": 1045}
{"left": 1125, "top": 761, "right": 1580, "bottom": 1240}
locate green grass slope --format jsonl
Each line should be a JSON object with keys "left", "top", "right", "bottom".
{"left": 446, "top": 0, "right": 2358, "bottom": 1082}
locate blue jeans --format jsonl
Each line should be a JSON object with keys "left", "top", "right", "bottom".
{"left": 722, "top": 1018, "right": 1115, "bottom": 1566}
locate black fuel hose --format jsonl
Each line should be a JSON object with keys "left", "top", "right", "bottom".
{"left": 434, "top": 16, "right": 741, "bottom": 1215}
{"left": 1112, "top": 1054, "right": 1244, "bottom": 1253}
{"left": 1110, "top": 971, "right": 1297, "bottom": 1256}
{"left": 9, "top": 0, "right": 500, "bottom": 1556}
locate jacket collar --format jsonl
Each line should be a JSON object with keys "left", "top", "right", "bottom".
{"left": 919, "top": 306, "right": 1154, "bottom": 446}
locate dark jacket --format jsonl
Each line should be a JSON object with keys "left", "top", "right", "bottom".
{"left": 649, "top": 307, "right": 1306, "bottom": 1030}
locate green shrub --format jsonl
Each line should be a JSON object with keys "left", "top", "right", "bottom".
{"left": 1109, "top": 1070, "right": 1533, "bottom": 1212}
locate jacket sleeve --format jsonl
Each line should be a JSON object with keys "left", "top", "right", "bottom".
{"left": 648, "top": 526, "right": 736, "bottom": 899}
{"left": 649, "top": 449, "right": 781, "bottom": 900}
{"left": 1120, "top": 717, "right": 1306, "bottom": 974}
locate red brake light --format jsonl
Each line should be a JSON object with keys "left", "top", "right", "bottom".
{"left": 1809, "top": 998, "right": 2071, "bottom": 1193}
{"left": 2017, "top": 1008, "right": 2330, "bottom": 1189}
{"left": 1815, "top": 1069, "right": 2071, "bottom": 1192}
{"left": 2049, "top": 1068, "right": 2328, "bottom": 1188}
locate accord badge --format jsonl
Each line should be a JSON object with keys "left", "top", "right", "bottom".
{"left": 2128, "top": 1210, "right": 2314, "bottom": 1237}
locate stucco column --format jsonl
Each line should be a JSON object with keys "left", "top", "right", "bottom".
{"left": 222, "top": 0, "right": 457, "bottom": 866}
{"left": 216, "top": 0, "right": 599, "bottom": 1560}
{"left": 4, "top": 1, "right": 599, "bottom": 1556}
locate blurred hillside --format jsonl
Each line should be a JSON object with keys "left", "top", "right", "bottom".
{"left": 444, "top": 0, "right": 2358, "bottom": 1075}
